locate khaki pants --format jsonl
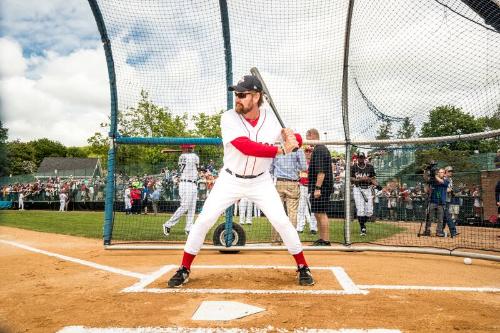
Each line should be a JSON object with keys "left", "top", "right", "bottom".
{"left": 272, "top": 180, "right": 300, "bottom": 242}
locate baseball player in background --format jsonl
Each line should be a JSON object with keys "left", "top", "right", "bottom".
{"left": 124, "top": 183, "right": 132, "bottom": 215}
{"left": 166, "top": 74, "right": 314, "bottom": 288}
{"left": 59, "top": 191, "right": 68, "bottom": 212}
{"left": 350, "top": 152, "right": 377, "bottom": 236}
{"left": 239, "top": 197, "right": 254, "bottom": 225}
{"left": 162, "top": 144, "right": 199, "bottom": 236}
{"left": 297, "top": 146, "right": 318, "bottom": 234}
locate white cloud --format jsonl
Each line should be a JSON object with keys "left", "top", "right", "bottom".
{"left": 0, "top": 38, "right": 27, "bottom": 78}
{"left": 0, "top": 38, "right": 109, "bottom": 146}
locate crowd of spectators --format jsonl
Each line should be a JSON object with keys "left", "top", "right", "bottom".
{"left": 1, "top": 176, "right": 106, "bottom": 204}
{"left": 1, "top": 154, "right": 484, "bottom": 224}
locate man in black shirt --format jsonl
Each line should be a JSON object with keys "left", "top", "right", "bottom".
{"left": 306, "top": 128, "right": 334, "bottom": 245}
{"left": 351, "top": 152, "right": 377, "bottom": 236}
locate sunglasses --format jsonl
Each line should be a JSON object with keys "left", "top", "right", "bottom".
{"left": 234, "top": 92, "right": 253, "bottom": 99}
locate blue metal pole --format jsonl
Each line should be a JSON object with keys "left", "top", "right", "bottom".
{"left": 88, "top": 0, "right": 118, "bottom": 245}
{"left": 219, "top": 0, "right": 235, "bottom": 247}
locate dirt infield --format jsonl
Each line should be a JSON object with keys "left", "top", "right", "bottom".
{"left": 1, "top": 226, "right": 499, "bottom": 333}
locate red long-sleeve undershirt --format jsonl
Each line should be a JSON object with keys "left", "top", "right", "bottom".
{"left": 230, "top": 134, "right": 302, "bottom": 158}
{"left": 231, "top": 137, "right": 279, "bottom": 157}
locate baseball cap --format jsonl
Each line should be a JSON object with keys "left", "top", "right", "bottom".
{"left": 180, "top": 144, "right": 195, "bottom": 149}
{"left": 445, "top": 166, "right": 453, "bottom": 171}
{"left": 357, "top": 152, "right": 366, "bottom": 159}
{"left": 228, "top": 75, "right": 263, "bottom": 92}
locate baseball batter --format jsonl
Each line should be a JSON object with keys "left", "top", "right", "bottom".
{"left": 162, "top": 144, "right": 199, "bottom": 236}
{"left": 167, "top": 74, "right": 314, "bottom": 287}
{"left": 350, "top": 152, "right": 376, "bottom": 236}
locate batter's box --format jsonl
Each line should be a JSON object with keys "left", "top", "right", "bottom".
{"left": 122, "top": 265, "right": 368, "bottom": 295}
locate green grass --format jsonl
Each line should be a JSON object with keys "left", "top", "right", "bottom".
{"left": 0, "top": 210, "right": 404, "bottom": 244}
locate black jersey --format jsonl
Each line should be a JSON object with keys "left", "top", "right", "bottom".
{"left": 351, "top": 162, "right": 376, "bottom": 188}
{"left": 308, "top": 144, "right": 334, "bottom": 193}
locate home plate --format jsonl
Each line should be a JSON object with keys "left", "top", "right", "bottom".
{"left": 191, "top": 301, "right": 265, "bottom": 321}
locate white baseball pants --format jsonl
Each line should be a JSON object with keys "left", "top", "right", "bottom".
{"left": 124, "top": 198, "right": 132, "bottom": 211}
{"left": 165, "top": 181, "right": 197, "bottom": 232}
{"left": 184, "top": 170, "right": 303, "bottom": 255}
{"left": 297, "top": 185, "right": 317, "bottom": 232}
{"left": 353, "top": 186, "right": 373, "bottom": 217}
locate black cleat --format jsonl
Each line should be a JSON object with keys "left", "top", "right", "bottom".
{"left": 163, "top": 225, "right": 171, "bottom": 237}
{"left": 422, "top": 230, "right": 431, "bottom": 236}
{"left": 297, "top": 265, "right": 315, "bottom": 286}
{"left": 312, "top": 239, "right": 331, "bottom": 246}
{"left": 167, "top": 266, "right": 190, "bottom": 288}
{"left": 360, "top": 228, "right": 367, "bottom": 236}
{"left": 310, "top": 230, "right": 317, "bottom": 235}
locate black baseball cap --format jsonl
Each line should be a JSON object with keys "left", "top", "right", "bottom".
{"left": 357, "top": 152, "right": 366, "bottom": 159}
{"left": 228, "top": 75, "right": 263, "bottom": 92}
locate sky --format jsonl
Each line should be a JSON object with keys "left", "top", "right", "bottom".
{"left": 0, "top": 0, "right": 498, "bottom": 147}
{"left": 0, "top": 0, "right": 108, "bottom": 146}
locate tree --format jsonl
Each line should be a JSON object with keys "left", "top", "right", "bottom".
{"left": 396, "top": 117, "right": 416, "bottom": 139}
{"left": 0, "top": 121, "right": 8, "bottom": 177}
{"left": 6, "top": 140, "right": 36, "bottom": 175}
{"left": 31, "top": 138, "right": 67, "bottom": 165}
{"left": 479, "top": 104, "right": 500, "bottom": 131}
{"left": 190, "top": 111, "right": 224, "bottom": 168}
{"left": 376, "top": 120, "right": 392, "bottom": 140}
{"left": 66, "top": 146, "right": 89, "bottom": 158}
{"left": 420, "top": 105, "right": 487, "bottom": 151}
{"left": 87, "top": 90, "right": 190, "bottom": 173}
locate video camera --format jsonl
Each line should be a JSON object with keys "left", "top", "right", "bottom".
{"left": 423, "top": 160, "right": 438, "bottom": 185}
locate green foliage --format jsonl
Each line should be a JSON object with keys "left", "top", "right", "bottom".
{"left": 191, "top": 111, "right": 224, "bottom": 168}
{"left": 31, "top": 138, "right": 67, "bottom": 165}
{"left": 396, "top": 117, "right": 416, "bottom": 139}
{"left": 420, "top": 105, "right": 487, "bottom": 152}
{"left": 66, "top": 146, "right": 90, "bottom": 158}
{"left": 479, "top": 105, "right": 500, "bottom": 131}
{"left": 87, "top": 90, "right": 191, "bottom": 173}
{"left": 376, "top": 120, "right": 392, "bottom": 140}
{"left": 0, "top": 121, "right": 8, "bottom": 177}
{"left": 6, "top": 138, "right": 67, "bottom": 176}
{"left": 6, "top": 140, "right": 37, "bottom": 175}
{"left": 414, "top": 148, "right": 478, "bottom": 173}
{"left": 87, "top": 90, "right": 226, "bottom": 173}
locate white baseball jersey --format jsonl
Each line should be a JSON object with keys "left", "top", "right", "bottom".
{"left": 221, "top": 107, "right": 282, "bottom": 176}
{"left": 179, "top": 153, "right": 199, "bottom": 181}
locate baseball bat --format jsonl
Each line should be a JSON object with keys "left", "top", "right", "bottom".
{"left": 359, "top": 187, "right": 368, "bottom": 203}
{"left": 250, "top": 67, "right": 298, "bottom": 152}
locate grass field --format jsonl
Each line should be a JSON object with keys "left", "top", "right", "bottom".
{"left": 0, "top": 210, "right": 405, "bottom": 244}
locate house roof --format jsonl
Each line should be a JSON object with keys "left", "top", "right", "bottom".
{"left": 37, "top": 157, "right": 100, "bottom": 173}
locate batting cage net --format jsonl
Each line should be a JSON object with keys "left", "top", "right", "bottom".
{"left": 88, "top": 0, "right": 500, "bottom": 253}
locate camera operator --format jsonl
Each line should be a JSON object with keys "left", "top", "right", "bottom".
{"left": 443, "top": 166, "right": 459, "bottom": 237}
{"left": 423, "top": 167, "right": 449, "bottom": 237}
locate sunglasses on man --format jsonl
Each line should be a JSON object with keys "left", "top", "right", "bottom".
{"left": 234, "top": 92, "right": 253, "bottom": 99}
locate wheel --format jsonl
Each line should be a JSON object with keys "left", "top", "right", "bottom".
{"left": 212, "top": 222, "right": 246, "bottom": 253}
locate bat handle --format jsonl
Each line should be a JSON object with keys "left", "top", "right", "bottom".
{"left": 292, "top": 148, "right": 299, "bottom": 152}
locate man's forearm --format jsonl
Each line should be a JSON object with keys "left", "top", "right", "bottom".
{"left": 316, "top": 173, "right": 325, "bottom": 187}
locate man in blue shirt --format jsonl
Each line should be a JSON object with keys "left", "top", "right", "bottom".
{"left": 423, "top": 168, "right": 449, "bottom": 237}
{"left": 270, "top": 142, "right": 307, "bottom": 242}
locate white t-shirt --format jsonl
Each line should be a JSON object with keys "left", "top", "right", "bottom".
{"left": 179, "top": 153, "right": 199, "bottom": 181}
{"left": 221, "top": 107, "right": 282, "bottom": 176}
